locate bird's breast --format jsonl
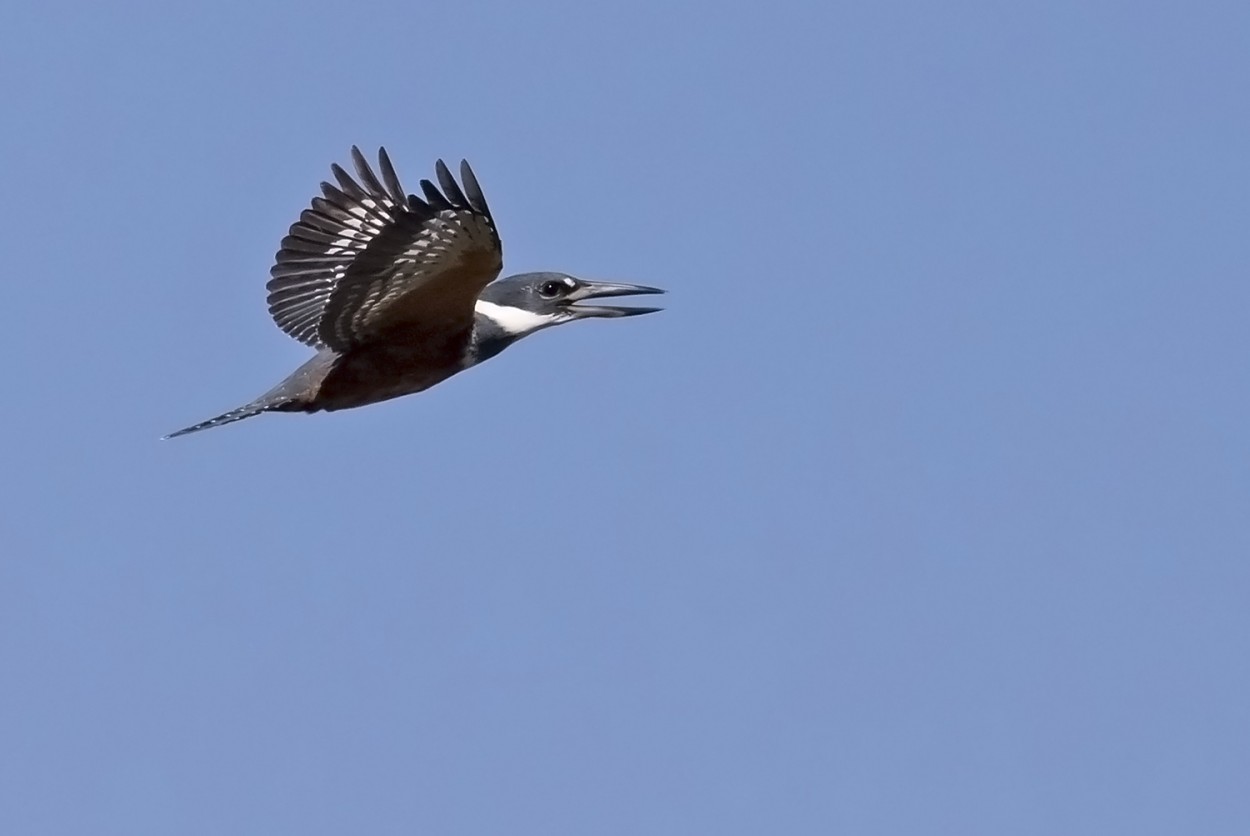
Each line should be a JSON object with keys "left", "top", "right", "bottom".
{"left": 311, "top": 329, "right": 473, "bottom": 412}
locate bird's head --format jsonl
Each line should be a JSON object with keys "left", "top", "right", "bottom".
{"left": 474, "top": 272, "right": 665, "bottom": 339}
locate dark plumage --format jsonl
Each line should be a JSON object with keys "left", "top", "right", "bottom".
{"left": 165, "top": 147, "right": 663, "bottom": 439}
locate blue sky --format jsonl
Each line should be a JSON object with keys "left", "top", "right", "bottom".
{"left": 2, "top": 1, "right": 1248, "bottom": 833}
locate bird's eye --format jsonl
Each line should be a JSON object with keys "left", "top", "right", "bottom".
{"left": 538, "top": 280, "right": 566, "bottom": 298}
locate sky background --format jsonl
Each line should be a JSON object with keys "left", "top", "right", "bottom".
{"left": 1, "top": 1, "right": 1248, "bottom": 833}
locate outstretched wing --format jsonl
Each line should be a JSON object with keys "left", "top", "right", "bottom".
{"left": 266, "top": 147, "right": 503, "bottom": 352}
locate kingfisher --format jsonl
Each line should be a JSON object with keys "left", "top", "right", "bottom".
{"left": 166, "top": 147, "right": 663, "bottom": 438}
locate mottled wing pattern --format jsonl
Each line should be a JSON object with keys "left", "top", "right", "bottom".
{"left": 266, "top": 147, "right": 503, "bottom": 352}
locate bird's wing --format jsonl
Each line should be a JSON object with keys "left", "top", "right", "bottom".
{"left": 266, "top": 147, "right": 503, "bottom": 352}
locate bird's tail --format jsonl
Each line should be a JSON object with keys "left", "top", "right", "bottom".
{"left": 163, "top": 401, "right": 271, "bottom": 439}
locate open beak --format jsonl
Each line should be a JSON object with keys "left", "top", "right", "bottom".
{"left": 565, "top": 280, "right": 666, "bottom": 319}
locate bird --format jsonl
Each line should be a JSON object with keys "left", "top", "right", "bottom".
{"left": 165, "top": 146, "right": 664, "bottom": 438}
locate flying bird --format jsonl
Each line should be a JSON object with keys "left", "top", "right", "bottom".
{"left": 166, "top": 147, "right": 663, "bottom": 438}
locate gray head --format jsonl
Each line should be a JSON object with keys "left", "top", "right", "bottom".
{"left": 473, "top": 272, "right": 664, "bottom": 350}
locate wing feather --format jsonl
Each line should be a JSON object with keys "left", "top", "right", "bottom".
{"left": 435, "top": 160, "right": 469, "bottom": 207}
{"left": 459, "top": 160, "right": 492, "bottom": 216}
{"left": 420, "top": 179, "right": 454, "bottom": 212}
{"left": 266, "top": 148, "right": 503, "bottom": 351}
{"left": 349, "top": 146, "right": 388, "bottom": 197}
{"left": 376, "top": 148, "right": 407, "bottom": 205}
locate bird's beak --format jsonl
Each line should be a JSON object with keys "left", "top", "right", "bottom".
{"left": 566, "top": 280, "right": 666, "bottom": 319}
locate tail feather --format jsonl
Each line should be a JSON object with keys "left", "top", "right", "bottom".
{"left": 163, "top": 402, "right": 269, "bottom": 439}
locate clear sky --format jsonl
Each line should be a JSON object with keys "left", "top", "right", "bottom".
{"left": 1, "top": 1, "right": 1247, "bottom": 833}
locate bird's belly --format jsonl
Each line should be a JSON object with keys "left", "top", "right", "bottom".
{"left": 312, "top": 339, "right": 467, "bottom": 412}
